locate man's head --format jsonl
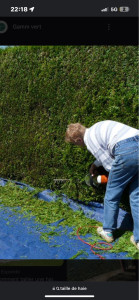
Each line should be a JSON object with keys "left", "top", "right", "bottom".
{"left": 65, "top": 123, "right": 86, "bottom": 146}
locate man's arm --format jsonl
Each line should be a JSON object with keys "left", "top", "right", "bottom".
{"left": 89, "top": 161, "right": 101, "bottom": 175}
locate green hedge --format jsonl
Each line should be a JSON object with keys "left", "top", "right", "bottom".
{"left": 0, "top": 46, "right": 138, "bottom": 207}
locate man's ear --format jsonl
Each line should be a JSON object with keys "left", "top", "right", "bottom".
{"left": 75, "top": 137, "right": 85, "bottom": 146}
{"left": 77, "top": 137, "right": 82, "bottom": 142}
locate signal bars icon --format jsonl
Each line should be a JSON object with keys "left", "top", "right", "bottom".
{"left": 101, "top": 7, "right": 109, "bottom": 12}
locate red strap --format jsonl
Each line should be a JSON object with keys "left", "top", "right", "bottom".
{"left": 76, "top": 226, "right": 113, "bottom": 260}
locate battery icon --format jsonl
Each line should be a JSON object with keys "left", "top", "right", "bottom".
{"left": 119, "top": 7, "right": 130, "bottom": 12}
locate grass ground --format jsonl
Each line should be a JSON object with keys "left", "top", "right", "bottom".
{"left": 0, "top": 182, "right": 138, "bottom": 259}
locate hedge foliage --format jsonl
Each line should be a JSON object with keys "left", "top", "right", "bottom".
{"left": 0, "top": 46, "right": 138, "bottom": 207}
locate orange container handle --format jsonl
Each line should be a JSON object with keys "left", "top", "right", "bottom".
{"left": 100, "top": 175, "right": 108, "bottom": 183}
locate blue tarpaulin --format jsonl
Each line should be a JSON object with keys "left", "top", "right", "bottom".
{"left": 0, "top": 178, "right": 133, "bottom": 259}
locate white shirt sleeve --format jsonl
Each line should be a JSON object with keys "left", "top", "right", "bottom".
{"left": 94, "top": 159, "right": 102, "bottom": 167}
{"left": 84, "top": 125, "right": 114, "bottom": 172}
{"left": 93, "top": 147, "right": 114, "bottom": 172}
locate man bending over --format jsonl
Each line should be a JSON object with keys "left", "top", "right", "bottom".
{"left": 65, "top": 120, "right": 139, "bottom": 250}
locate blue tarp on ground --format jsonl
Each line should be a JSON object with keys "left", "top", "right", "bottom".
{"left": 0, "top": 178, "right": 133, "bottom": 259}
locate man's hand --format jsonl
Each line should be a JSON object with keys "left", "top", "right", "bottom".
{"left": 89, "top": 164, "right": 99, "bottom": 175}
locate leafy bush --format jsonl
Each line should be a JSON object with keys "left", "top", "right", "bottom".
{"left": 0, "top": 46, "right": 138, "bottom": 209}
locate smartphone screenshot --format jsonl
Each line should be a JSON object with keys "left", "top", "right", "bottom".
{"left": 0, "top": 1, "right": 138, "bottom": 299}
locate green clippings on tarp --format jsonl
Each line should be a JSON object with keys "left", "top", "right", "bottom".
{"left": 0, "top": 182, "right": 99, "bottom": 230}
{"left": 70, "top": 250, "right": 89, "bottom": 259}
{"left": 51, "top": 244, "right": 62, "bottom": 248}
{"left": 109, "top": 232, "right": 139, "bottom": 259}
{"left": 47, "top": 231, "right": 60, "bottom": 236}
{"left": 0, "top": 182, "right": 138, "bottom": 258}
{"left": 0, "top": 182, "right": 100, "bottom": 247}
{"left": 40, "top": 233, "right": 50, "bottom": 243}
